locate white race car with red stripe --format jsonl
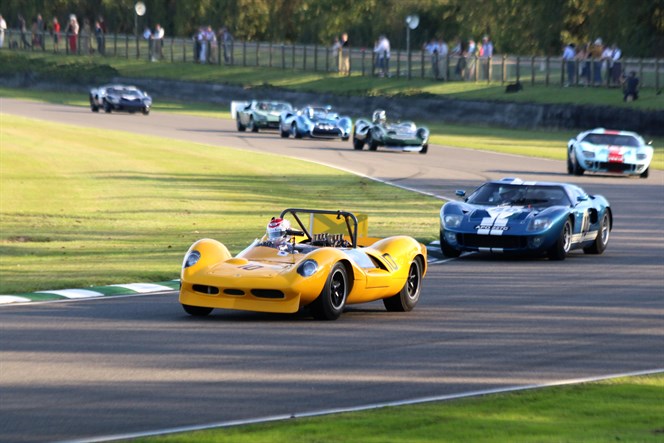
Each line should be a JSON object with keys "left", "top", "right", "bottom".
{"left": 567, "top": 128, "right": 653, "bottom": 178}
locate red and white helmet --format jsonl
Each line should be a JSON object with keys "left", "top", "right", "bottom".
{"left": 266, "top": 217, "right": 291, "bottom": 241}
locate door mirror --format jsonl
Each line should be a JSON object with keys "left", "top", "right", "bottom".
{"left": 455, "top": 190, "right": 466, "bottom": 198}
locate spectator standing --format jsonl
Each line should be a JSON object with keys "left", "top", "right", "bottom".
{"left": 205, "top": 26, "right": 215, "bottom": 63}
{"left": 374, "top": 34, "right": 390, "bottom": 77}
{"left": 577, "top": 42, "right": 590, "bottom": 86}
{"left": 51, "top": 17, "right": 60, "bottom": 52}
{"left": 481, "top": 35, "right": 493, "bottom": 80}
{"left": 219, "top": 26, "right": 233, "bottom": 64}
{"left": 65, "top": 14, "right": 79, "bottom": 53}
{"left": 590, "top": 38, "right": 603, "bottom": 85}
{"left": 153, "top": 23, "right": 164, "bottom": 61}
{"left": 80, "top": 18, "right": 92, "bottom": 54}
{"left": 339, "top": 32, "right": 350, "bottom": 75}
{"left": 424, "top": 38, "right": 439, "bottom": 79}
{"left": 94, "top": 20, "right": 104, "bottom": 55}
{"left": 37, "top": 14, "right": 44, "bottom": 49}
{"left": 197, "top": 27, "right": 207, "bottom": 63}
{"left": 437, "top": 37, "right": 449, "bottom": 80}
{"left": 98, "top": 15, "right": 106, "bottom": 34}
{"left": 466, "top": 38, "right": 476, "bottom": 79}
{"left": 0, "top": 14, "right": 6, "bottom": 49}
{"left": 18, "top": 14, "right": 31, "bottom": 49}
{"left": 331, "top": 36, "right": 341, "bottom": 72}
{"left": 609, "top": 43, "right": 622, "bottom": 86}
{"left": 143, "top": 25, "right": 152, "bottom": 60}
{"left": 562, "top": 42, "right": 576, "bottom": 86}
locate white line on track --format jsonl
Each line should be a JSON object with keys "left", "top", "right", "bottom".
{"left": 60, "top": 368, "right": 664, "bottom": 443}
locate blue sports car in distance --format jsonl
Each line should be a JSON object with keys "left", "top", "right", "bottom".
{"left": 279, "top": 105, "right": 352, "bottom": 141}
{"left": 439, "top": 178, "right": 612, "bottom": 260}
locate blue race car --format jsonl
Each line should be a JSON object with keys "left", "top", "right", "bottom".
{"left": 279, "top": 105, "right": 352, "bottom": 141}
{"left": 439, "top": 178, "right": 612, "bottom": 260}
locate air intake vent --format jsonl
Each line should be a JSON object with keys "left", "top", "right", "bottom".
{"left": 251, "top": 289, "right": 285, "bottom": 299}
{"left": 192, "top": 285, "right": 219, "bottom": 295}
{"left": 223, "top": 289, "right": 245, "bottom": 296}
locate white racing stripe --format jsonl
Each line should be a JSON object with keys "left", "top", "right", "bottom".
{"left": 34, "top": 289, "right": 105, "bottom": 299}
{"left": 110, "top": 283, "right": 176, "bottom": 293}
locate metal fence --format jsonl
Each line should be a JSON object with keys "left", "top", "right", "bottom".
{"left": 2, "top": 29, "right": 661, "bottom": 89}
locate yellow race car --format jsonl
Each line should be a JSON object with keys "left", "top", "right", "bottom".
{"left": 179, "top": 208, "right": 427, "bottom": 320}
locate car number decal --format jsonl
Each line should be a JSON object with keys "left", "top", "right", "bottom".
{"left": 240, "top": 264, "right": 263, "bottom": 271}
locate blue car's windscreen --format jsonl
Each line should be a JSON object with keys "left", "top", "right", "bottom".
{"left": 582, "top": 133, "right": 639, "bottom": 147}
{"left": 467, "top": 184, "right": 572, "bottom": 207}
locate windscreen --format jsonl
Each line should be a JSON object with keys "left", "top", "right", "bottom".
{"left": 467, "top": 184, "right": 572, "bottom": 207}
{"left": 582, "top": 133, "right": 639, "bottom": 147}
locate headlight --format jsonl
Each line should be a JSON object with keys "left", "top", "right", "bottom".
{"left": 256, "top": 114, "right": 267, "bottom": 121}
{"left": 297, "top": 259, "right": 318, "bottom": 277}
{"left": 637, "top": 153, "right": 647, "bottom": 160}
{"left": 528, "top": 217, "right": 551, "bottom": 231}
{"left": 184, "top": 250, "right": 201, "bottom": 268}
{"left": 582, "top": 150, "right": 595, "bottom": 158}
{"left": 443, "top": 214, "right": 463, "bottom": 228}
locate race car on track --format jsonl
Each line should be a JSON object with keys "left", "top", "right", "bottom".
{"left": 439, "top": 178, "right": 612, "bottom": 260}
{"left": 89, "top": 84, "right": 152, "bottom": 115}
{"left": 567, "top": 128, "right": 653, "bottom": 178}
{"left": 179, "top": 208, "right": 427, "bottom": 320}
{"left": 231, "top": 100, "right": 293, "bottom": 132}
{"left": 352, "top": 109, "right": 429, "bottom": 154}
{"left": 279, "top": 106, "right": 352, "bottom": 140}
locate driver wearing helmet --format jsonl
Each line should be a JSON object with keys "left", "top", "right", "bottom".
{"left": 372, "top": 109, "right": 387, "bottom": 125}
{"left": 263, "top": 217, "right": 293, "bottom": 250}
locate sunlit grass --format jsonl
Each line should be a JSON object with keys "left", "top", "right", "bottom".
{"left": 0, "top": 114, "right": 442, "bottom": 294}
{"left": 131, "top": 374, "right": 664, "bottom": 442}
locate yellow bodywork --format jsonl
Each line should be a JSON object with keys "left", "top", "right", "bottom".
{"left": 179, "top": 235, "right": 427, "bottom": 314}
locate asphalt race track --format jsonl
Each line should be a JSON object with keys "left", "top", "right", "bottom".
{"left": 1, "top": 99, "right": 663, "bottom": 443}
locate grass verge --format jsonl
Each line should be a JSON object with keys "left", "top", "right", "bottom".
{"left": 130, "top": 374, "right": 664, "bottom": 442}
{"left": 0, "top": 114, "right": 441, "bottom": 294}
{"left": 3, "top": 51, "right": 663, "bottom": 110}
{"left": 2, "top": 86, "right": 662, "bottom": 170}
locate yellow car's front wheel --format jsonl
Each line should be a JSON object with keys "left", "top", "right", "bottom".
{"left": 182, "top": 304, "right": 213, "bottom": 317}
{"left": 310, "top": 263, "right": 348, "bottom": 321}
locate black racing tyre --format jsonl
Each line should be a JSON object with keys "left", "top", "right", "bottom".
{"left": 570, "top": 151, "right": 584, "bottom": 176}
{"left": 103, "top": 100, "right": 112, "bottom": 113}
{"left": 383, "top": 257, "right": 422, "bottom": 312}
{"left": 566, "top": 151, "right": 574, "bottom": 174}
{"left": 310, "top": 263, "right": 348, "bottom": 320}
{"left": 341, "top": 136, "right": 349, "bottom": 142}
{"left": 367, "top": 130, "right": 378, "bottom": 151}
{"left": 291, "top": 123, "right": 302, "bottom": 139}
{"left": 440, "top": 230, "right": 461, "bottom": 257}
{"left": 89, "top": 95, "right": 99, "bottom": 112}
{"left": 280, "top": 120, "right": 290, "bottom": 138}
{"left": 583, "top": 210, "right": 610, "bottom": 254}
{"left": 236, "top": 114, "right": 246, "bottom": 132}
{"left": 640, "top": 167, "right": 649, "bottom": 179}
{"left": 419, "top": 144, "right": 428, "bottom": 154}
{"left": 249, "top": 116, "right": 259, "bottom": 132}
{"left": 142, "top": 107, "right": 150, "bottom": 115}
{"left": 182, "top": 304, "right": 213, "bottom": 316}
{"left": 548, "top": 218, "right": 572, "bottom": 260}
{"left": 353, "top": 137, "right": 364, "bottom": 150}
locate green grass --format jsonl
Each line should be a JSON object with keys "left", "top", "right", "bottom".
{"left": 3, "top": 51, "right": 663, "bottom": 110}
{"left": 0, "top": 114, "right": 442, "bottom": 294}
{"left": 2, "top": 86, "right": 662, "bottom": 170}
{"left": 129, "top": 374, "right": 664, "bottom": 442}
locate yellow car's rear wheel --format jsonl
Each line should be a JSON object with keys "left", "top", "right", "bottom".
{"left": 383, "top": 257, "right": 422, "bottom": 312}
{"left": 310, "top": 263, "right": 348, "bottom": 320}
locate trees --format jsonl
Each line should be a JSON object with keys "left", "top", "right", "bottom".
{"left": 2, "top": 0, "right": 662, "bottom": 56}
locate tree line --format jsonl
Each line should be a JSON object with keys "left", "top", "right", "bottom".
{"left": 3, "top": 0, "right": 663, "bottom": 57}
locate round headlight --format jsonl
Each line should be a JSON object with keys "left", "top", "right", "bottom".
{"left": 297, "top": 259, "right": 318, "bottom": 277}
{"left": 184, "top": 250, "right": 201, "bottom": 268}
{"left": 443, "top": 214, "right": 463, "bottom": 229}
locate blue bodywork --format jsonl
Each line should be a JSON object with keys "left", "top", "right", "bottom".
{"left": 279, "top": 106, "right": 352, "bottom": 140}
{"left": 439, "top": 178, "right": 612, "bottom": 260}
